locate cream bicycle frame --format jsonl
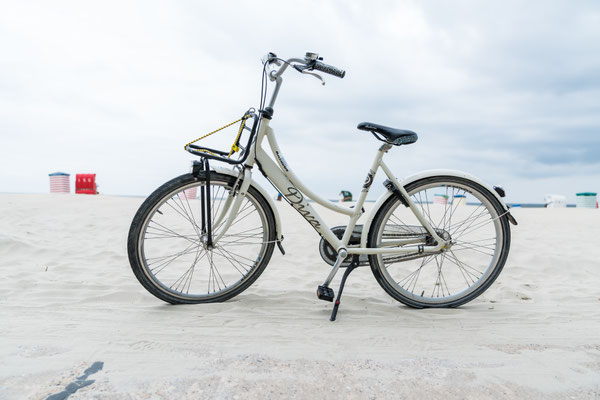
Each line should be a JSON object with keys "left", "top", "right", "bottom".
{"left": 212, "top": 117, "right": 446, "bottom": 258}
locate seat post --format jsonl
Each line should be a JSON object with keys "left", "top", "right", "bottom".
{"left": 379, "top": 143, "right": 393, "bottom": 152}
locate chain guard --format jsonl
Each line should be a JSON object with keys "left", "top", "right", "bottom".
{"left": 318, "top": 225, "right": 448, "bottom": 267}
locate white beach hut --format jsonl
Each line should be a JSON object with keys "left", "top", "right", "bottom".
{"left": 576, "top": 192, "right": 597, "bottom": 208}
{"left": 453, "top": 194, "right": 467, "bottom": 206}
{"left": 544, "top": 194, "right": 567, "bottom": 208}
{"left": 48, "top": 172, "right": 70, "bottom": 193}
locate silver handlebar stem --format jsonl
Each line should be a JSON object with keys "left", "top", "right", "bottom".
{"left": 266, "top": 57, "right": 306, "bottom": 110}
{"left": 267, "top": 73, "right": 283, "bottom": 109}
{"left": 272, "top": 58, "right": 305, "bottom": 80}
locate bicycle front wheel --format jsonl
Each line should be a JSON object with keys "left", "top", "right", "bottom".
{"left": 368, "top": 176, "right": 511, "bottom": 308}
{"left": 127, "top": 172, "right": 276, "bottom": 304}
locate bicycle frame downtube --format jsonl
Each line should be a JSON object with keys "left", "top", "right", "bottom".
{"left": 212, "top": 192, "right": 234, "bottom": 230}
{"left": 255, "top": 145, "right": 342, "bottom": 248}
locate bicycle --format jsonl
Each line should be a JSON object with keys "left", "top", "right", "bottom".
{"left": 127, "top": 52, "right": 518, "bottom": 321}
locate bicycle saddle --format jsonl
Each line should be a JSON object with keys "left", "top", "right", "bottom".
{"left": 357, "top": 122, "right": 418, "bottom": 146}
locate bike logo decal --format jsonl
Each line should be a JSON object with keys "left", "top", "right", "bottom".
{"left": 283, "top": 186, "right": 321, "bottom": 229}
{"left": 275, "top": 150, "right": 289, "bottom": 172}
{"left": 363, "top": 169, "right": 375, "bottom": 191}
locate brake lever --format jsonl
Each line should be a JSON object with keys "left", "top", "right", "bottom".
{"left": 293, "top": 64, "right": 326, "bottom": 85}
{"left": 301, "top": 70, "right": 326, "bottom": 85}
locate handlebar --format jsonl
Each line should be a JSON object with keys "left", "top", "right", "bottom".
{"left": 266, "top": 52, "right": 345, "bottom": 80}
{"left": 262, "top": 52, "right": 345, "bottom": 111}
{"left": 312, "top": 61, "right": 345, "bottom": 78}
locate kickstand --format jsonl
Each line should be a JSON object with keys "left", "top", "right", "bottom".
{"left": 330, "top": 255, "right": 359, "bottom": 322}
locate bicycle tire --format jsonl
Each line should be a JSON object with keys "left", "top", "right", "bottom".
{"left": 127, "top": 172, "right": 276, "bottom": 304}
{"left": 368, "top": 175, "right": 511, "bottom": 308}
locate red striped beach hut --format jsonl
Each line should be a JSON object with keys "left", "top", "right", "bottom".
{"left": 183, "top": 187, "right": 197, "bottom": 199}
{"left": 433, "top": 194, "right": 448, "bottom": 205}
{"left": 49, "top": 172, "right": 70, "bottom": 193}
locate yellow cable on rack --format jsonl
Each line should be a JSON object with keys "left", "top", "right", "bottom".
{"left": 227, "top": 115, "right": 251, "bottom": 157}
{"left": 184, "top": 114, "right": 251, "bottom": 158}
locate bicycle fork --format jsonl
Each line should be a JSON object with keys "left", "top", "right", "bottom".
{"left": 195, "top": 159, "right": 214, "bottom": 248}
{"left": 192, "top": 160, "right": 252, "bottom": 247}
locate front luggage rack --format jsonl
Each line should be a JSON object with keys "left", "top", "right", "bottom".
{"left": 184, "top": 108, "right": 259, "bottom": 165}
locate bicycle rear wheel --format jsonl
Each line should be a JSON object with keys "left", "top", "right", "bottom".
{"left": 368, "top": 176, "right": 511, "bottom": 308}
{"left": 127, "top": 172, "right": 276, "bottom": 304}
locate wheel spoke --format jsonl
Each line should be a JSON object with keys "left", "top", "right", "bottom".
{"left": 146, "top": 221, "right": 199, "bottom": 245}
{"left": 151, "top": 245, "right": 206, "bottom": 276}
{"left": 449, "top": 206, "right": 488, "bottom": 238}
{"left": 452, "top": 213, "right": 502, "bottom": 240}
{"left": 164, "top": 194, "right": 201, "bottom": 236}
{"left": 215, "top": 245, "right": 259, "bottom": 266}
{"left": 146, "top": 244, "right": 200, "bottom": 264}
{"left": 214, "top": 245, "right": 251, "bottom": 276}
{"left": 450, "top": 243, "right": 496, "bottom": 257}
{"left": 395, "top": 255, "right": 431, "bottom": 293}
{"left": 446, "top": 249, "right": 484, "bottom": 280}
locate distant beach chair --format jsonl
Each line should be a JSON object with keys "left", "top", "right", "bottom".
{"left": 544, "top": 194, "right": 566, "bottom": 208}
{"left": 75, "top": 174, "right": 98, "bottom": 195}
{"left": 340, "top": 190, "right": 352, "bottom": 202}
{"left": 576, "top": 192, "right": 597, "bottom": 208}
{"left": 49, "top": 172, "right": 70, "bottom": 193}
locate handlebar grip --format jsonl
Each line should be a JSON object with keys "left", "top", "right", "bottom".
{"left": 313, "top": 61, "right": 345, "bottom": 78}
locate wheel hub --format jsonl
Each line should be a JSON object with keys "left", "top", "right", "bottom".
{"left": 425, "top": 228, "right": 452, "bottom": 248}
{"left": 199, "top": 233, "right": 213, "bottom": 250}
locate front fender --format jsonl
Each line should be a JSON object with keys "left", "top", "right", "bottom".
{"left": 360, "top": 169, "right": 514, "bottom": 248}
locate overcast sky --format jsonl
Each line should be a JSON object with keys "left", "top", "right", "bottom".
{"left": 1, "top": 0, "right": 599, "bottom": 203}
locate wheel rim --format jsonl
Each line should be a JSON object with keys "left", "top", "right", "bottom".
{"left": 375, "top": 180, "right": 504, "bottom": 305}
{"left": 137, "top": 179, "right": 270, "bottom": 300}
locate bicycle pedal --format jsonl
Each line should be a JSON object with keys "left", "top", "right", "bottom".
{"left": 317, "top": 285, "right": 334, "bottom": 302}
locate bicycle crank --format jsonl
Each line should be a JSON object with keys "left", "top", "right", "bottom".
{"left": 318, "top": 225, "right": 366, "bottom": 267}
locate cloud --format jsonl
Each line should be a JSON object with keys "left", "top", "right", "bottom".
{"left": 0, "top": 0, "right": 599, "bottom": 203}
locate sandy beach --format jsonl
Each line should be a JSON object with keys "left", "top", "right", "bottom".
{"left": 1, "top": 193, "right": 599, "bottom": 399}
